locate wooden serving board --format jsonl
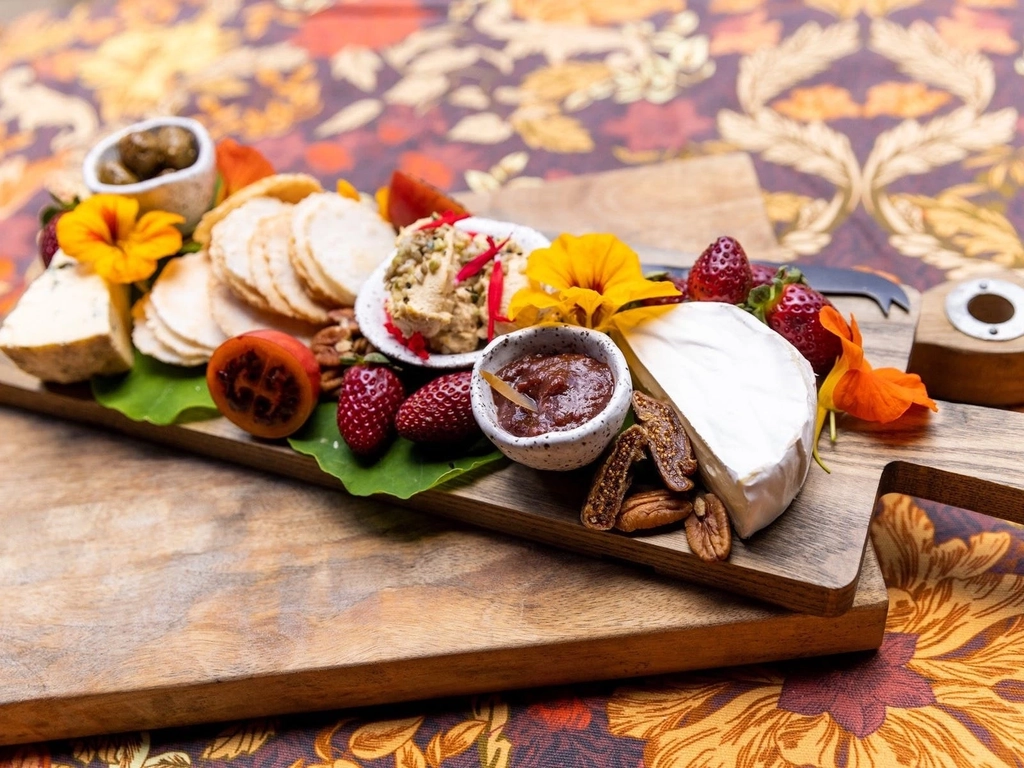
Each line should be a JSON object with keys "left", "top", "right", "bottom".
{"left": 3, "top": 156, "right": 1023, "bottom": 618}
{"left": 0, "top": 155, "right": 1020, "bottom": 743}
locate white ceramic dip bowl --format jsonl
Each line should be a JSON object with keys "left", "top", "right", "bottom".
{"left": 471, "top": 324, "right": 632, "bottom": 471}
{"left": 82, "top": 116, "right": 217, "bottom": 235}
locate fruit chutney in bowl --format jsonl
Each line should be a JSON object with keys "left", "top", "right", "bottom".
{"left": 470, "top": 324, "right": 632, "bottom": 471}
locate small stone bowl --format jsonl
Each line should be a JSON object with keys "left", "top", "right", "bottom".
{"left": 82, "top": 116, "right": 216, "bottom": 235}
{"left": 471, "top": 324, "right": 633, "bottom": 471}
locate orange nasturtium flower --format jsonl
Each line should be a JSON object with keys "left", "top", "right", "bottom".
{"left": 336, "top": 178, "right": 360, "bottom": 201}
{"left": 814, "top": 305, "right": 937, "bottom": 470}
{"left": 507, "top": 233, "right": 680, "bottom": 331}
{"left": 214, "top": 138, "right": 274, "bottom": 200}
{"left": 56, "top": 194, "right": 184, "bottom": 284}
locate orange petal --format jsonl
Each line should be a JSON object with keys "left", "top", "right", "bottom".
{"left": 375, "top": 185, "right": 390, "bottom": 222}
{"left": 215, "top": 138, "right": 275, "bottom": 197}
{"left": 833, "top": 366, "right": 937, "bottom": 423}
{"left": 336, "top": 179, "right": 360, "bottom": 201}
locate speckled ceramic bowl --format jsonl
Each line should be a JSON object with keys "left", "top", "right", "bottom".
{"left": 82, "top": 116, "right": 216, "bottom": 235}
{"left": 471, "top": 325, "right": 632, "bottom": 471}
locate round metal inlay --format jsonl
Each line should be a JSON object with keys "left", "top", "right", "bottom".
{"left": 945, "top": 278, "right": 1024, "bottom": 341}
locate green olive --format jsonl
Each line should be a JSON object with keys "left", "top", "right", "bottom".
{"left": 157, "top": 125, "right": 198, "bottom": 170}
{"left": 117, "top": 129, "right": 164, "bottom": 179}
{"left": 97, "top": 159, "right": 140, "bottom": 185}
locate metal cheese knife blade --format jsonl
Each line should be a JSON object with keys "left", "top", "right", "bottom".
{"left": 628, "top": 242, "right": 910, "bottom": 317}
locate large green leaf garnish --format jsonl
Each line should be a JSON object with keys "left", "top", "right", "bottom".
{"left": 92, "top": 352, "right": 218, "bottom": 425}
{"left": 289, "top": 402, "right": 506, "bottom": 498}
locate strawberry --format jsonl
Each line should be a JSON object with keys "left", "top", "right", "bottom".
{"left": 745, "top": 268, "right": 842, "bottom": 377}
{"left": 395, "top": 371, "right": 481, "bottom": 445}
{"left": 749, "top": 263, "right": 779, "bottom": 291}
{"left": 38, "top": 194, "right": 79, "bottom": 267}
{"left": 336, "top": 364, "right": 406, "bottom": 456}
{"left": 686, "top": 236, "right": 753, "bottom": 304}
{"left": 640, "top": 275, "right": 688, "bottom": 306}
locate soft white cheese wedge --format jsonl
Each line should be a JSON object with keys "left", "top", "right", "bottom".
{"left": 0, "top": 252, "right": 132, "bottom": 383}
{"left": 613, "top": 302, "right": 817, "bottom": 538}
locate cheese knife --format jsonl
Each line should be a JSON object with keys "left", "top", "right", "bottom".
{"left": 627, "top": 242, "right": 911, "bottom": 316}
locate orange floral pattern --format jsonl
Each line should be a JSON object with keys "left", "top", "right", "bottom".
{"left": 3, "top": 0, "right": 1024, "bottom": 765}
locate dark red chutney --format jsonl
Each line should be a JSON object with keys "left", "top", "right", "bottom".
{"left": 494, "top": 352, "right": 614, "bottom": 438}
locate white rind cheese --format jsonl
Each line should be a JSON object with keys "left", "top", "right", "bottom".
{"left": 0, "top": 252, "right": 133, "bottom": 383}
{"left": 613, "top": 302, "right": 817, "bottom": 539}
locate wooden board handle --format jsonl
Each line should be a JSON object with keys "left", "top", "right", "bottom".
{"left": 831, "top": 401, "right": 1024, "bottom": 523}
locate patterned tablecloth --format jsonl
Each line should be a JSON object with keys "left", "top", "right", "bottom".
{"left": 3, "top": 0, "right": 1024, "bottom": 765}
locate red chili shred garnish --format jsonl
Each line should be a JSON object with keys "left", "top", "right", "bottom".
{"left": 487, "top": 257, "right": 504, "bottom": 342}
{"left": 416, "top": 211, "right": 471, "bottom": 231}
{"left": 384, "top": 307, "right": 429, "bottom": 360}
{"left": 457, "top": 236, "right": 510, "bottom": 283}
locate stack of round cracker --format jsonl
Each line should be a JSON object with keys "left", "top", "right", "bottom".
{"left": 131, "top": 174, "right": 398, "bottom": 367}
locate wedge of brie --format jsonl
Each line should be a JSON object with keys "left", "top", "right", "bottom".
{"left": 613, "top": 302, "right": 817, "bottom": 538}
{"left": 0, "top": 252, "right": 133, "bottom": 383}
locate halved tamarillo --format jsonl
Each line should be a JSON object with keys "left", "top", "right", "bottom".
{"left": 207, "top": 329, "right": 321, "bottom": 439}
{"left": 386, "top": 170, "right": 469, "bottom": 229}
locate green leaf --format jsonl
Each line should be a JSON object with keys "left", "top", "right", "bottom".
{"left": 92, "top": 352, "right": 218, "bottom": 425}
{"left": 288, "top": 402, "right": 506, "bottom": 498}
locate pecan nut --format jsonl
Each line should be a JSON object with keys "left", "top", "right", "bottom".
{"left": 631, "top": 392, "right": 696, "bottom": 492}
{"left": 615, "top": 488, "right": 693, "bottom": 533}
{"left": 684, "top": 493, "right": 732, "bottom": 562}
{"left": 581, "top": 424, "right": 649, "bottom": 530}
{"left": 311, "top": 325, "right": 350, "bottom": 367}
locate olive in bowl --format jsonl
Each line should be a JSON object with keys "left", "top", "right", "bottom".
{"left": 470, "top": 325, "right": 633, "bottom": 471}
{"left": 82, "top": 116, "right": 216, "bottom": 235}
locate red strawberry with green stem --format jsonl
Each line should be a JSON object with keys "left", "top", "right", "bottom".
{"left": 745, "top": 268, "right": 842, "bottom": 376}
{"left": 38, "top": 193, "right": 80, "bottom": 267}
{"left": 686, "top": 236, "right": 753, "bottom": 304}
{"left": 395, "top": 371, "right": 480, "bottom": 446}
{"left": 749, "top": 263, "right": 779, "bottom": 291}
{"left": 336, "top": 364, "right": 406, "bottom": 457}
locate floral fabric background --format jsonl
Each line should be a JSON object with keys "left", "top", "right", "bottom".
{"left": 3, "top": 0, "right": 1024, "bottom": 765}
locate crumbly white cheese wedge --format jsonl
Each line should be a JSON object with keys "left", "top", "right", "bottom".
{"left": 0, "top": 253, "right": 133, "bottom": 383}
{"left": 613, "top": 302, "right": 817, "bottom": 539}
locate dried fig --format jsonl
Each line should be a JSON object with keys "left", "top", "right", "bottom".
{"left": 631, "top": 392, "right": 697, "bottom": 492}
{"left": 581, "top": 425, "right": 648, "bottom": 530}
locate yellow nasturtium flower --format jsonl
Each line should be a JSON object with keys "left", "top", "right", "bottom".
{"left": 56, "top": 194, "right": 184, "bottom": 283}
{"left": 507, "top": 233, "right": 680, "bottom": 331}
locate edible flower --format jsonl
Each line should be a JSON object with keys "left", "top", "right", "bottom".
{"left": 375, "top": 185, "right": 389, "bottom": 220}
{"left": 456, "top": 236, "right": 509, "bottom": 283}
{"left": 214, "top": 138, "right": 274, "bottom": 200}
{"left": 487, "top": 257, "right": 504, "bottom": 341}
{"left": 813, "top": 305, "right": 937, "bottom": 471}
{"left": 417, "top": 211, "right": 470, "bottom": 231}
{"left": 336, "top": 179, "right": 360, "bottom": 201}
{"left": 56, "top": 194, "right": 184, "bottom": 283}
{"left": 507, "top": 233, "right": 680, "bottom": 331}
{"left": 384, "top": 309, "right": 429, "bottom": 360}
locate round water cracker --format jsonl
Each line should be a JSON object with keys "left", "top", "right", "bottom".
{"left": 304, "top": 193, "right": 395, "bottom": 305}
{"left": 131, "top": 298, "right": 206, "bottom": 367}
{"left": 209, "top": 278, "right": 323, "bottom": 345}
{"left": 209, "top": 196, "right": 289, "bottom": 311}
{"left": 144, "top": 295, "right": 212, "bottom": 360}
{"left": 249, "top": 210, "right": 300, "bottom": 319}
{"left": 193, "top": 173, "right": 323, "bottom": 246}
{"left": 150, "top": 251, "right": 229, "bottom": 352}
{"left": 260, "top": 212, "right": 333, "bottom": 324}
{"left": 289, "top": 193, "right": 347, "bottom": 306}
